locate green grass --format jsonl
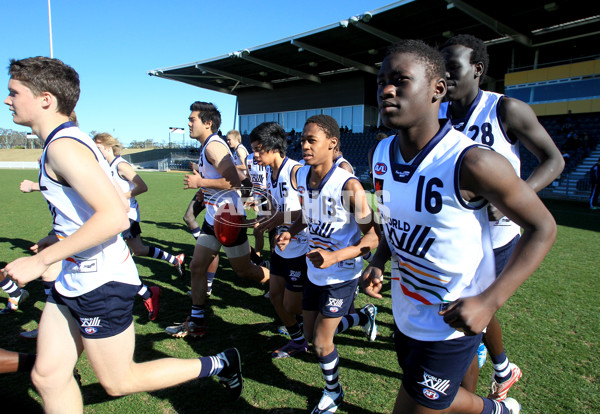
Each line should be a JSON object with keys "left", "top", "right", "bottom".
{"left": 0, "top": 169, "right": 599, "bottom": 413}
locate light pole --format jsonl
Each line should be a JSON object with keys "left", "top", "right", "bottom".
{"left": 169, "top": 127, "right": 184, "bottom": 149}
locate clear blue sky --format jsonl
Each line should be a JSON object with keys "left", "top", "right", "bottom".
{"left": 1, "top": 0, "right": 394, "bottom": 146}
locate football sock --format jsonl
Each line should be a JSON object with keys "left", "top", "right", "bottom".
{"left": 18, "top": 353, "right": 36, "bottom": 372}
{"left": 137, "top": 285, "right": 152, "bottom": 301}
{"left": 43, "top": 281, "right": 54, "bottom": 296}
{"left": 491, "top": 351, "right": 511, "bottom": 382}
{"left": 335, "top": 313, "right": 360, "bottom": 335}
{"left": 207, "top": 272, "right": 216, "bottom": 292}
{"left": 190, "top": 227, "right": 201, "bottom": 240}
{"left": 198, "top": 355, "right": 224, "bottom": 378}
{"left": 191, "top": 305, "right": 205, "bottom": 324}
{"left": 148, "top": 246, "right": 177, "bottom": 265}
{"left": 0, "top": 278, "right": 22, "bottom": 298}
{"left": 318, "top": 347, "right": 340, "bottom": 392}
{"left": 481, "top": 397, "right": 509, "bottom": 414}
{"left": 287, "top": 323, "right": 305, "bottom": 345}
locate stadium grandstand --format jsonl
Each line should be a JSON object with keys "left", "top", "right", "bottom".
{"left": 148, "top": 0, "right": 600, "bottom": 200}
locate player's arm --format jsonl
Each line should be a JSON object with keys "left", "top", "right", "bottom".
{"left": 117, "top": 162, "right": 148, "bottom": 198}
{"left": 361, "top": 234, "right": 392, "bottom": 299}
{"left": 20, "top": 179, "right": 40, "bottom": 193}
{"left": 235, "top": 147, "right": 249, "bottom": 173}
{"left": 307, "top": 179, "right": 378, "bottom": 269}
{"left": 2, "top": 139, "right": 130, "bottom": 285}
{"left": 184, "top": 142, "right": 241, "bottom": 190}
{"left": 440, "top": 147, "right": 557, "bottom": 335}
{"left": 500, "top": 97, "right": 565, "bottom": 192}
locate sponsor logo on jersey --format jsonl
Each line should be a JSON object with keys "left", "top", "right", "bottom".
{"left": 298, "top": 186, "right": 305, "bottom": 194}
{"left": 374, "top": 163, "right": 387, "bottom": 175}
{"left": 84, "top": 327, "right": 99, "bottom": 334}
{"left": 417, "top": 372, "right": 450, "bottom": 396}
{"left": 422, "top": 388, "right": 439, "bottom": 400}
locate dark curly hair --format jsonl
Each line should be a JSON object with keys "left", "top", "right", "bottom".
{"left": 189, "top": 101, "right": 221, "bottom": 133}
{"left": 385, "top": 39, "right": 446, "bottom": 82}
{"left": 441, "top": 34, "right": 489, "bottom": 81}
{"left": 304, "top": 114, "right": 340, "bottom": 149}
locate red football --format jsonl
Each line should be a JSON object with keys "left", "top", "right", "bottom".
{"left": 214, "top": 202, "right": 244, "bottom": 246}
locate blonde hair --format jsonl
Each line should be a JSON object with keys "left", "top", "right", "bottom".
{"left": 93, "top": 132, "right": 122, "bottom": 156}
{"left": 226, "top": 129, "right": 242, "bottom": 145}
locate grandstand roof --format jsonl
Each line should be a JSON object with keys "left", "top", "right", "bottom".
{"left": 149, "top": 0, "right": 599, "bottom": 95}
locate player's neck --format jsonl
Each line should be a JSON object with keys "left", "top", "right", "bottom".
{"left": 271, "top": 155, "right": 284, "bottom": 174}
{"left": 396, "top": 117, "right": 443, "bottom": 161}
{"left": 34, "top": 113, "right": 71, "bottom": 142}
{"left": 309, "top": 159, "right": 334, "bottom": 185}
{"left": 450, "top": 87, "right": 479, "bottom": 118}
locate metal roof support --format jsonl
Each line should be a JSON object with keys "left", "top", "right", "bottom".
{"left": 347, "top": 20, "right": 402, "bottom": 44}
{"left": 445, "top": 0, "right": 531, "bottom": 47}
{"left": 148, "top": 72, "right": 233, "bottom": 94}
{"left": 232, "top": 50, "right": 321, "bottom": 83}
{"left": 194, "top": 64, "right": 274, "bottom": 90}
{"left": 290, "top": 39, "right": 379, "bottom": 75}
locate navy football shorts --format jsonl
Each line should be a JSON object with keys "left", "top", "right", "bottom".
{"left": 271, "top": 252, "right": 307, "bottom": 292}
{"left": 303, "top": 277, "right": 359, "bottom": 317}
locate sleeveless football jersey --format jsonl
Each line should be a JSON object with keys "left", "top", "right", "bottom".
{"left": 198, "top": 134, "right": 242, "bottom": 226}
{"left": 371, "top": 122, "right": 495, "bottom": 341}
{"left": 267, "top": 157, "right": 308, "bottom": 258}
{"left": 334, "top": 155, "right": 354, "bottom": 175}
{"left": 111, "top": 156, "right": 140, "bottom": 222}
{"left": 246, "top": 152, "right": 268, "bottom": 198}
{"left": 231, "top": 143, "right": 248, "bottom": 168}
{"left": 296, "top": 164, "right": 363, "bottom": 286}
{"left": 39, "top": 122, "right": 139, "bottom": 297}
{"left": 441, "top": 90, "right": 521, "bottom": 248}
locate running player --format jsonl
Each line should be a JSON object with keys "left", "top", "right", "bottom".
{"left": 363, "top": 39, "right": 556, "bottom": 414}
{"left": 93, "top": 132, "right": 175, "bottom": 320}
{"left": 2, "top": 57, "right": 242, "bottom": 411}
{"left": 249, "top": 122, "right": 309, "bottom": 358}
{"left": 165, "top": 102, "right": 269, "bottom": 338}
{"left": 439, "top": 34, "right": 564, "bottom": 399}
{"left": 182, "top": 162, "right": 220, "bottom": 296}
{"left": 277, "top": 115, "right": 379, "bottom": 413}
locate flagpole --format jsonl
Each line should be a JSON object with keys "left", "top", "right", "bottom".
{"left": 48, "top": 0, "right": 54, "bottom": 58}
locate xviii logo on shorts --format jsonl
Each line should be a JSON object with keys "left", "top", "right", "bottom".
{"left": 327, "top": 297, "right": 344, "bottom": 313}
{"left": 417, "top": 371, "right": 451, "bottom": 400}
{"left": 80, "top": 317, "right": 102, "bottom": 335}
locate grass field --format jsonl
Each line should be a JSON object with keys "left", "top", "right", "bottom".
{"left": 0, "top": 169, "right": 598, "bottom": 413}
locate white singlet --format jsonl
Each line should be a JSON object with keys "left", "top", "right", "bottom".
{"left": 246, "top": 152, "right": 268, "bottom": 199}
{"left": 198, "top": 134, "right": 243, "bottom": 226}
{"left": 39, "top": 122, "right": 139, "bottom": 297}
{"left": 371, "top": 122, "right": 495, "bottom": 341}
{"left": 440, "top": 90, "right": 521, "bottom": 249}
{"left": 296, "top": 164, "right": 362, "bottom": 286}
{"left": 111, "top": 156, "right": 140, "bottom": 222}
{"left": 267, "top": 157, "right": 308, "bottom": 258}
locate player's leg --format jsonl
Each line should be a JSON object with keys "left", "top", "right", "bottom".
{"left": 31, "top": 301, "right": 84, "bottom": 413}
{"left": 183, "top": 191, "right": 204, "bottom": 239}
{"left": 226, "top": 243, "right": 269, "bottom": 284}
{"left": 166, "top": 229, "right": 219, "bottom": 338}
{"left": 0, "top": 348, "right": 36, "bottom": 374}
{"left": 0, "top": 267, "right": 29, "bottom": 314}
{"left": 127, "top": 225, "right": 185, "bottom": 276}
{"left": 483, "top": 235, "right": 522, "bottom": 400}
{"left": 253, "top": 227, "right": 265, "bottom": 257}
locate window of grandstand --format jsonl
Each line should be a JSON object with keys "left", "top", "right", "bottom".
{"left": 239, "top": 104, "right": 378, "bottom": 135}
{"left": 505, "top": 76, "right": 600, "bottom": 105}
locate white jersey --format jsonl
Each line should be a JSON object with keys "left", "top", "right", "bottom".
{"left": 267, "top": 157, "right": 308, "bottom": 258}
{"left": 111, "top": 156, "right": 140, "bottom": 222}
{"left": 440, "top": 90, "right": 521, "bottom": 248}
{"left": 371, "top": 122, "right": 495, "bottom": 341}
{"left": 39, "top": 122, "right": 139, "bottom": 297}
{"left": 198, "top": 134, "right": 242, "bottom": 226}
{"left": 296, "top": 164, "right": 363, "bottom": 286}
{"left": 246, "top": 152, "right": 268, "bottom": 198}
{"left": 334, "top": 155, "right": 354, "bottom": 175}
{"left": 231, "top": 143, "right": 248, "bottom": 168}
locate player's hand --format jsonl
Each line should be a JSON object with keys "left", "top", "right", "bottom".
{"left": 487, "top": 204, "right": 506, "bottom": 221}
{"left": 306, "top": 249, "right": 337, "bottom": 269}
{"left": 19, "top": 179, "right": 36, "bottom": 193}
{"left": 190, "top": 161, "right": 199, "bottom": 172}
{"left": 361, "top": 265, "right": 384, "bottom": 299}
{"left": 275, "top": 232, "right": 291, "bottom": 251}
{"left": 184, "top": 170, "right": 203, "bottom": 189}
{"left": 438, "top": 295, "right": 494, "bottom": 336}
{"left": 2, "top": 255, "right": 48, "bottom": 287}
{"left": 244, "top": 196, "right": 257, "bottom": 210}
{"left": 31, "top": 234, "right": 60, "bottom": 254}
